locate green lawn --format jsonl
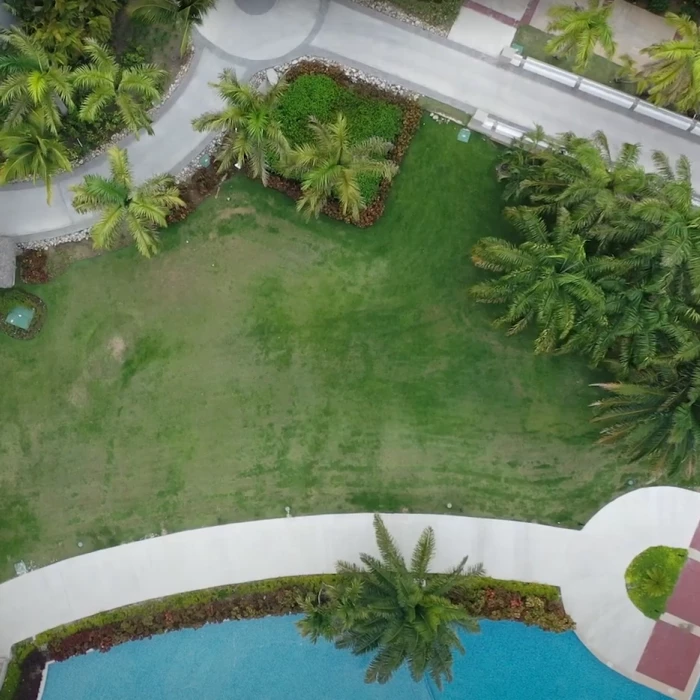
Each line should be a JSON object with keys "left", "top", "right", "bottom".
{"left": 0, "top": 118, "right": 645, "bottom": 581}
{"left": 513, "top": 26, "right": 637, "bottom": 96}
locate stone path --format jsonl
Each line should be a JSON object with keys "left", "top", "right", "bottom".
{"left": 1, "top": 486, "right": 699, "bottom": 698}
{"left": 4, "top": 0, "right": 700, "bottom": 242}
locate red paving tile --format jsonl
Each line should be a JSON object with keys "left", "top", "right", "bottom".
{"left": 691, "top": 520, "right": 700, "bottom": 551}
{"left": 463, "top": 1, "right": 519, "bottom": 26}
{"left": 637, "top": 620, "right": 700, "bottom": 691}
{"left": 667, "top": 558, "right": 700, "bottom": 627}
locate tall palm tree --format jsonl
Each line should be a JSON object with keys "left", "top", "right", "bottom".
{"left": 0, "top": 116, "right": 71, "bottom": 204}
{"left": 73, "top": 40, "right": 166, "bottom": 137}
{"left": 639, "top": 13, "right": 700, "bottom": 114}
{"left": 192, "top": 69, "right": 288, "bottom": 185}
{"left": 298, "top": 514, "right": 482, "bottom": 689}
{"left": 128, "top": 0, "right": 217, "bottom": 56}
{"left": 470, "top": 206, "right": 612, "bottom": 354}
{"left": 545, "top": 0, "right": 617, "bottom": 73}
{"left": 0, "top": 27, "right": 74, "bottom": 134}
{"left": 287, "top": 114, "right": 398, "bottom": 221}
{"left": 592, "top": 361, "right": 700, "bottom": 477}
{"left": 71, "top": 147, "right": 184, "bottom": 257}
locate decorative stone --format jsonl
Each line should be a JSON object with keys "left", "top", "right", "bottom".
{"left": 266, "top": 68, "right": 279, "bottom": 87}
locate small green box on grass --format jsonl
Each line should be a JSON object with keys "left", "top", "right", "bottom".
{"left": 457, "top": 128, "right": 471, "bottom": 143}
{"left": 511, "top": 43, "right": 524, "bottom": 54}
{"left": 6, "top": 305, "right": 35, "bottom": 330}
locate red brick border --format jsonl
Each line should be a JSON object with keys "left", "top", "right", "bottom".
{"left": 461, "top": 0, "right": 542, "bottom": 27}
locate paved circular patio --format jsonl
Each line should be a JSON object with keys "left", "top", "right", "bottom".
{"left": 197, "top": 0, "right": 324, "bottom": 61}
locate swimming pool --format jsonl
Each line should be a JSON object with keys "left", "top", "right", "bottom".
{"left": 41, "top": 616, "right": 665, "bottom": 699}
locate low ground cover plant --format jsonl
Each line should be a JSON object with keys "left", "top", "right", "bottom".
{"left": 625, "top": 545, "right": 687, "bottom": 618}
{"left": 0, "top": 571, "right": 573, "bottom": 700}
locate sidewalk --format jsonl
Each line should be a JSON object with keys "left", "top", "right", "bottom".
{"left": 3, "top": 0, "right": 700, "bottom": 241}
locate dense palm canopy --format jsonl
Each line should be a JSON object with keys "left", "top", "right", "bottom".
{"left": 592, "top": 362, "right": 700, "bottom": 477}
{"left": 128, "top": 0, "right": 216, "bottom": 55}
{"left": 298, "top": 514, "right": 482, "bottom": 689}
{"left": 74, "top": 40, "right": 166, "bottom": 136}
{"left": 480, "top": 125, "right": 700, "bottom": 475}
{"left": 71, "top": 146, "right": 184, "bottom": 257}
{"left": 192, "top": 69, "right": 288, "bottom": 185}
{"left": 0, "top": 115, "right": 71, "bottom": 203}
{"left": 286, "top": 114, "right": 398, "bottom": 221}
{"left": 0, "top": 27, "right": 74, "bottom": 134}
{"left": 545, "top": 0, "right": 616, "bottom": 73}
{"left": 471, "top": 206, "right": 613, "bottom": 353}
{"left": 639, "top": 13, "right": 700, "bottom": 114}
{"left": 4, "top": 0, "right": 119, "bottom": 64}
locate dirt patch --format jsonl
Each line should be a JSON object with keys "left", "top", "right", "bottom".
{"left": 68, "top": 384, "right": 88, "bottom": 407}
{"left": 108, "top": 336, "right": 127, "bottom": 363}
{"left": 216, "top": 206, "right": 256, "bottom": 221}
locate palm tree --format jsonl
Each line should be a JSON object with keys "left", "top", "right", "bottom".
{"left": 639, "top": 13, "right": 700, "bottom": 114}
{"left": 470, "top": 206, "right": 612, "bottom": 353}
{"left": 287, "top": 114, "right": 398, "bottom": 221}
{"left": 73, "top": 40, "right": 166, "bottom": 137}
{"left": 0, "top": 27, "right": 74, "bottom": 134}
{"left": 71, "top": 146, "right": 184, "bottom": 257}
{"left": 0, "top": 116, "right": 71, "bottom": 204}
{"left": 192, "top": 69, "right": 288, "bottom": 185}
{"left": 545, "top": 0, "right": 617, "bottom": 73}
{"left": 297, "top": 514, "right": 482, "bottom": 689}
{"left": 128, "top": 0, "right": 217, "bottom": 56}
{"left": 630, "top": 152, "right": 700, "bottom": 301}
{"left": 592, "top": 361, "right": 700, "bottom": 477}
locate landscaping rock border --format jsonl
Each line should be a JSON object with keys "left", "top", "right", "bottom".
{"left": 350, "top": 0, "right": 448, "bottom": 35}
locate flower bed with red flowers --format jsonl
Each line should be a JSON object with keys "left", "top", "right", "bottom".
{"left": 0, "top": 574, "right": 573, "bottom": 700}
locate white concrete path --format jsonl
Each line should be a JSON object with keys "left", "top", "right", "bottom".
{"left": 4, "top": 0, "right": 700, "bottom": 241}
{"left": 1, "top": 486, "right": 699, "bottom": 698}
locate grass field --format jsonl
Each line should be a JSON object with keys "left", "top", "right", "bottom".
{"left": 0, "top": 118, "right": 645, "bottom": 581}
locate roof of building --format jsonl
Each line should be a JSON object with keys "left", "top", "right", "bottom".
{"left": 0, "top": 236, "right": 17, "bottom": 288}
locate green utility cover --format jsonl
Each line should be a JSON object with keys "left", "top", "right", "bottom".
{"left": 457, "top": 128, "right": 471, "bottom": 143}
{"left": 199, "top": 154, "right": 211, "bottom": 168}
{"left": 6, "top": 305, "right": 35, "bottom": 330}
{"left": 511, "top": 43, "right": 524, "bottom": 54}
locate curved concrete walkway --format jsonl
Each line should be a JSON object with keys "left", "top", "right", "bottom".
{"left": 1, "top": 486, "right": 700, "bottom": 698}
{"left": 5, "top": 0, "right": 700, "bottom": 242}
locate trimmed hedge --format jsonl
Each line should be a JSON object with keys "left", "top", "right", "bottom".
{"left": 266, "top": 60, "right": 422, "bottom": 228}
{"left": 1, "top": 573, "right": 574, "bottom": 700}
{"left": 625, "top": 546, "right": 687, "bottom": 619}
{"left": 0, "top": 290, "right": 47, "bottom": 340}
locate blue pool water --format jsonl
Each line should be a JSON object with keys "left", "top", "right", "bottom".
{"left": 42, "top": 616, "right": 665, "bottom": 700}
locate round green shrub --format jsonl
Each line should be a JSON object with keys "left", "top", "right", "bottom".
{"left": 625, "top": 546, "right": 687, "bottom": 619}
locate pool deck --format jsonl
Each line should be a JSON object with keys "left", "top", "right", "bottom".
{"left": 1, "top": 486, "right": 700, "bottom": 697}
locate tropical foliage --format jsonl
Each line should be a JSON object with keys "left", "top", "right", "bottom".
{"left": 128, "top": 0, "right": 216, "bottom": 55}
{"left": 625, "top": 546, "right": 687, "bottom": 618}
{"left": 71, "top": 146, "right": 184, "bottom": 257}
{"left": 476, "top": 127, "right": 700, "bottom": 476}
{"left": 0, "top": 27, "right": 75, "bottom": 134}
{"left": 286, "top": 113, "right": 398, "bottom": 220}
{"left": 73, "top": 40, "right": 166, "bottom": 136}
{"left": 298, "top": 514, "right": 482, "bottom": 689}
{"left": 545, "top": 0, "right": 617, "bottom": 73}
{"left": 0, "top": 115, "right": 71, "bottom": 202}
{"left": 192, "top": 69, "right": 289, "bottom": 185}
{"left": 639, "top": 13, "right": 700, "bottom": 114}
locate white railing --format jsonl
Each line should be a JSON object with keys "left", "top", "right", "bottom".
{"left": 501, "top": 47, "right": 700, "bottom": 137}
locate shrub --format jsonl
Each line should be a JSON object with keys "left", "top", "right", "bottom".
{"left": 625, "top": 546, "right": 687, "bottom": 619}
{"left": 647, "top": 0, "right": 670, "bottom": 13}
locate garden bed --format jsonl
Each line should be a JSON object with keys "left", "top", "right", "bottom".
{"left": 0, "top": 289, "right": 46, "bottom": 340}
{"left": 0, "top": 574, "right": 573, "bottom": 700}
